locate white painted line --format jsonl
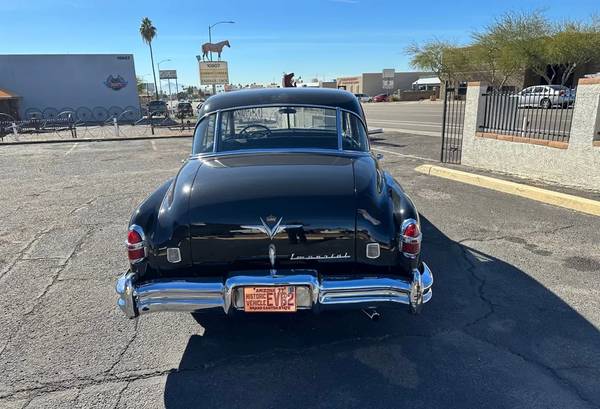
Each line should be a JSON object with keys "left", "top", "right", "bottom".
{"left": 368, "top": 119, "right": 441, "bottom": 126}
{"left": 65, "top": 143, "right": 79, "bottom": 155}
{"left": 372, "top": 127, "right": 441, "bottom": 137}
{"left": 372, "top": 147, "right": 437, "bottom": 163}
{"left": 151, "top": 140, "right": 157, "bottom": 151}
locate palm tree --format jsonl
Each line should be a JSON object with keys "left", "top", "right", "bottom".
{"left": 140, "top": 17, "right": 159, "bottom": 99}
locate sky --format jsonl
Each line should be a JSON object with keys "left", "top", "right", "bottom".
{"left": 1, "top": 0, "right": 598, "bottom": 90}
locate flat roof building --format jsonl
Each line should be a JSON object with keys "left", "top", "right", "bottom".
{"left": 0, "top": 54, "right": 141, "bottom": 122}
{"left": 336, "top": 71, "right": 432, "bottom": 96}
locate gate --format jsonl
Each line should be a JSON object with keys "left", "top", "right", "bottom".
{"left": 440, "top": 82, "right": 466, "bottom": 163}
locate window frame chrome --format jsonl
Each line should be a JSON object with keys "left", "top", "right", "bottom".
{"left": 191, "top": 103, "right": 369, "bottom": 156}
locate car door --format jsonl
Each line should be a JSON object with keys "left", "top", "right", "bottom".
{"left": 518, "top": 87, "right": 532, "bottom": 107}
{"left": 531, "top": 86, "right": 545, "bottom": 107}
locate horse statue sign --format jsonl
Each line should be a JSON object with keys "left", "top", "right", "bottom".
{"left": 201, "top": 40, "right": 231, "bottom": 61}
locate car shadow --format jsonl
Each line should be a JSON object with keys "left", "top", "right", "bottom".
{"left": 163, "top": 216, "right": 600, "bottom": 409}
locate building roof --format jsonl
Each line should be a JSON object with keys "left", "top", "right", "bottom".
{"left": 0, "top": 89, "right": 19, "bottom": 100}
{"left": 199, "top": 88, "right": 363, "bottom": 116}
{"left": 412, "top": 77, "right": 441, "bottom": 86}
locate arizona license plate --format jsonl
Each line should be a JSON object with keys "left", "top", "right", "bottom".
{"left": 243, "top": 286, "right": 297, "bottom": 312}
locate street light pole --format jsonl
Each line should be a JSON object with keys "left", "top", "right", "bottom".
{"left": 207, "top": 21, "right": 234, "bottom": 95}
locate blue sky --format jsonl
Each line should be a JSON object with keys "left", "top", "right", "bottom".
{"left": 1, "top": 0, "right": 598, "bottom": 89}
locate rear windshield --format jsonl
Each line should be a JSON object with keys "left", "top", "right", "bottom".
{"left": 192, "top": 106, "right": 368, "bottom": 154}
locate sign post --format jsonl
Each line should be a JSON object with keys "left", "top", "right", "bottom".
{"left": 382, "top": 69, "right": 395, "bottom": 96}
{"left": 159, "top": 70, "right": 178, "bottom": 102}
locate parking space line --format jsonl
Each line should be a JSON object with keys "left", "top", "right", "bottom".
{"left": 372, "top": 147, "right": 437, "bottom": 163}
{"left": 65, "top": 143, "right": 78, "bottom": 155}
{"left": 151, "top": 140, "right": 157, "bottom": 151}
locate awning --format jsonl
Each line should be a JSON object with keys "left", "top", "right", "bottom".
{"left": 412, "top": 77, "right": 441, "bottom": 86}
{"left": 0, "top": 89, "right": 20, "bottom": 100}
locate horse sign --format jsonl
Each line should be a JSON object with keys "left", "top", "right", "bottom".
{"left": 201, "top": 41, "right": 231, "bottom": 61}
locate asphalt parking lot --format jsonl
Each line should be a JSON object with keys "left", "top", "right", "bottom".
{"left": 1, "top": 127, "right": 599, "bottom": 408}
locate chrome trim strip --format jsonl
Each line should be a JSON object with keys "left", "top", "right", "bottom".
{"left": 115, "top": 263, "right": 434, "bottom": 318}
{"left": 336, "top": 107, "right": 342, "bottom": 151}
{"left": 189, "top": 148, "right": 371, "bottom": 161}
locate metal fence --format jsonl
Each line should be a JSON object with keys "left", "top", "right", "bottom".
{"left": 480, "top": 87, "right": 575, "bottom": 142}
{"left": 440, "top": 85, "right": 466, "bottom": 164}
{"left": 0, "top": 113, "right": 194, "bottom": 143}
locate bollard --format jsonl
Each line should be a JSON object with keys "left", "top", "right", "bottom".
{"left": 113, "top": 117, "right": 119, "bottom": 137}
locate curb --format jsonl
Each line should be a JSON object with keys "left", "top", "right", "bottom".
{"left": 415, "top": 164, "right": 600, "bottom": 217}
{"left": 0, "top": 134, "right": 192, "bottom": 146}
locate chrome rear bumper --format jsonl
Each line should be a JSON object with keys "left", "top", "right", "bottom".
{"left": 115, "top": 263, "right": 433, "bottom": 318}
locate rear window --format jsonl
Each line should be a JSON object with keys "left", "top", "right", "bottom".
{"left": 217, "top": 106, "right": 339, "bottom": 152}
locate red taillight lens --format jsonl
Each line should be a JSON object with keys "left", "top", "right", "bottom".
{"left": 126, "top": 228, "right": 145, "bottom": 262}
{"left": 559, "top": 90, "right": 565, "bottom": 96}
{"left": 401, "top": 220, "right": 421, "bottom": 258}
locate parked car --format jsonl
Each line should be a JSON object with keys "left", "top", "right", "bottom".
{"left": 515, "top": 85, "right": 575, "bottom": 109}
{"left": 116, "top": 88, "right": 433, "bottom": 320}
{"left": 147, "top": 100, "right": 168, "bottom": 117}
{"left": 176, "top": 102, "right": 193, "bottom": 118}
{"left": 354, "top": 93, "right": 372, "bottom": 103}
{"left": 373, "top": 93, "right": 389, "bottom": 103}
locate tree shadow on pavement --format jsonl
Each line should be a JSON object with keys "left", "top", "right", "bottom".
{"left": 163, "top": 216, "right": 600, "bottom": 409}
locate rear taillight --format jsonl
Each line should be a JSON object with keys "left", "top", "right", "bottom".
{"left": 401, "top": 219, "right": 421, "bottom": 258}
{"left": 126, "top": 226, "right": 146, "bottom": 263}
{"left": 559, "top": 90, "right": 565, "bottom": 96}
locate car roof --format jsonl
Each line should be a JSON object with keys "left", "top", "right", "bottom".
{"left": 198, "top": 88, "right": 363, "bottom": 117}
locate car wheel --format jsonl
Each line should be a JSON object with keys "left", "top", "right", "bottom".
{"left": 540, "top": 98, "right": 552, "bottom": 109}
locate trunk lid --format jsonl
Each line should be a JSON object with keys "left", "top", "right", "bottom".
{"left": 188, "top": 152, "right": 356, "bottom": 269}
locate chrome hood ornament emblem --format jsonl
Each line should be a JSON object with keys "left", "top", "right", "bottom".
{"left": 241, "top": 216, "right": 302, "bottom": 240}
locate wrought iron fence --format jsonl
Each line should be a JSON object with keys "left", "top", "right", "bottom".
{"left": 440, "top": 85, "right": 466, "bottom": 164}
{"left": 480, "top": 86, "right": 575, "bottom": 142}
{"left": 0, "top": 112, "right": 194, "bottom": 143}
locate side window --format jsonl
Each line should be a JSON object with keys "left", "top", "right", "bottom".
{"left": 192, "top": 114, "right": 216, "bottom": 154}
{"left": 533, "top": 86, "right": 544, "bottom": 93}
{"left": 341, "top": 112, "right": 368, "bottom": 151}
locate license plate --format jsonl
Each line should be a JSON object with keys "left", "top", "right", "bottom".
{"left": 243, "top": 286, "right": 297, "bottom": 312}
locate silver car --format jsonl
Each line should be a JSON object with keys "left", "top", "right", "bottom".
{"left": 516, "top": 85, "right": 575, "bottom": 109}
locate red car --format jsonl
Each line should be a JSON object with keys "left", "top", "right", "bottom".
{"left": 373, "top": 94, "right": 389, "bottom": 102}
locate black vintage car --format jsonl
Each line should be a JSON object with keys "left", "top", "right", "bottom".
{"left": 116, "top": 88, "right": 433, "bottom": 319}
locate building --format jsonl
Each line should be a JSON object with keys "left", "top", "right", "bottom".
{"left": 336, "top": 71, "right": 432, "bottom": 96}
{"left": 0, "top": 54, "right": 141, "bottom": 122}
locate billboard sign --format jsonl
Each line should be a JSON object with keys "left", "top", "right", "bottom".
{"left": 382, "top": 68, "right": 395, "bottom": 90}
{"left": 199, "top": 61, "right": 229, "bottom": 85}
{"left": 159, "top": 69, "right": 177, "bottom": 80}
